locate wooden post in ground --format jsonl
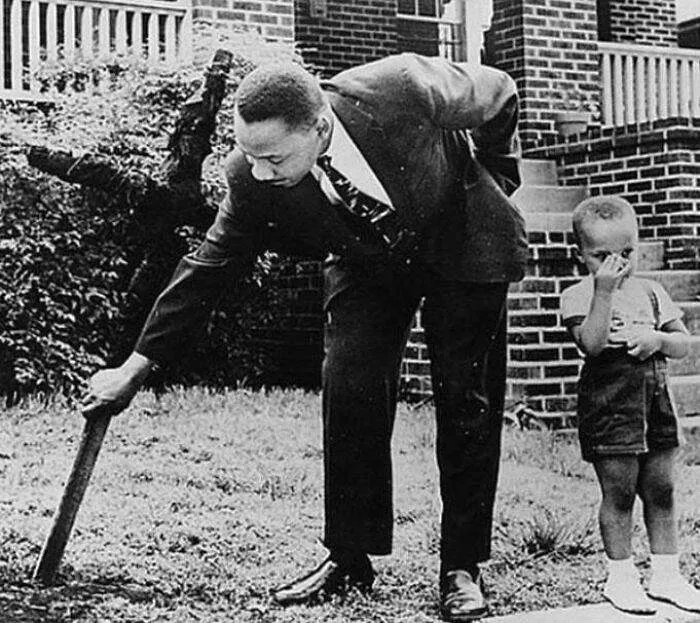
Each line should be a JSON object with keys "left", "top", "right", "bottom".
{"left": 32, "top": 413, "right": 111, "bottom": 584}
{"left": 29, "top": 48, "right": 235, "bottom": 585}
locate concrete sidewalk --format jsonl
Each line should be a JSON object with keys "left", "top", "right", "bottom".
{"left": 485, "top": 601, "right": 700, "bottom": 622}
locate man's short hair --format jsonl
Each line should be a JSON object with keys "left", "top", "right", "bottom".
{"left": 572, "top": 196, "right": 637, "bottom": 245}
{"left": 234, "top": 62, "right": 324, "bottom": 129}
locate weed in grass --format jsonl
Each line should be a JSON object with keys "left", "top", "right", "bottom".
{"left": 679, "top": 512, "right": 700, "bottom": 541}
{"left": 395, "top": 509, "right": 419, "bottom": 525}
{"left": 0, "top": 528, "right": 41, "bottom": 575}
{"left": 129, "top": 469, "right": 155, "bottom": 483}
{"left": 212, "top": 469, "right": 238, "bottom": 494}
{"left": 497, "top": 508, "right": 600, "bottom": 564}
{"left": 685, "top": 552, "right": 700, "bottom": 584}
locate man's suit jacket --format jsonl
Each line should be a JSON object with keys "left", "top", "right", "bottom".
{"left": 135, "top": 53, "right": 528, "bottom": 365}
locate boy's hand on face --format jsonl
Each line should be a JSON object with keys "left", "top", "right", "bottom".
{"left": 593, "top": 253, "right": 631, "bottom": 294}
{"left": 622, "top": 328, "right": 661, "bottom": 360}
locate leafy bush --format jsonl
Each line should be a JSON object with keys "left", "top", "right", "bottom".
{"left": 0, "top": 28, "right": 301, "bottom": 403}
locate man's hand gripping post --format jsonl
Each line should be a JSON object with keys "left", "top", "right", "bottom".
{"left": 32, "top": 354, "right": 153, "bottom": 584}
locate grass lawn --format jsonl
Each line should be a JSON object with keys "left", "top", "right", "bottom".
{"left": 1, "top": 387, "right": 700, "bottom": 622}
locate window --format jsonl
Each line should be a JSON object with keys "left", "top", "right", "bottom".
{"left": 397, "top": 0, "right": 466, "bottom": 61}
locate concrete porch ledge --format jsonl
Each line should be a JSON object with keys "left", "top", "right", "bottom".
{"left": 485, "top": 601, "right": 700, "bottom": 622}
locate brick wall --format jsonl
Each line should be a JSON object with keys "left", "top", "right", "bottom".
{"left": 193, "top": 0, "right": 295, "bottom": 41}
{"left": 406, "top": 121, "right": 700, "bottom": 415}
{"left": 487, "top": 0, "right": 600, "bottom": 149}
{"left": 221, "top": 0, "right": 695, "bottom": 417}
{"left": 254, "top": 259, "right": 323, "bottom": 388}
{"left": 402, "top": 249, "right": 584, "bottom": 418}
{"left": 606, "top": 0, "right": 677, "bottom": 47}
{"left": 505, "top": 238, "right": 581, "bottom": 418}
{"left": 528, "top": 121, "right": 700, "bottom": 269}
{"left": 293, "top": 0, "right": 398, "bottom": 76}
{"left": 481, "top": 120, "right": 700, "bottom": 417}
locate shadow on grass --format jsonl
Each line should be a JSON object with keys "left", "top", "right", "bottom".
{"left": 0, "top": 574, "right": 153, "bottom": 623}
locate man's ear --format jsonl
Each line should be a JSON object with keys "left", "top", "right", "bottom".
{"left": 573, "top": 247, "right": 584, "bottom": 264}
{"left": 316, "top": 113, "right": 332, "bottom": 140}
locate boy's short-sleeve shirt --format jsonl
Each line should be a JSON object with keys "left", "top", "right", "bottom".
{"left": 561, "top": 276, "right": 683, "bottom": 348}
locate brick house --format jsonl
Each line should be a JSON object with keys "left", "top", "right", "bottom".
{"left": 483, "top": 0, "right": 700, "bottom": 425}
{"left": 2, "top": 0, "right": 698, "bottom": 424}
{"left": 244, "top": 0, "right": 700, "bottom": 426}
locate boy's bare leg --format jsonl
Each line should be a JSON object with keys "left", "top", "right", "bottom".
{"left": 641, "top": 449, "right": 700, "bottom": 613}
{"left": 594, "top": 456, "right": 639, "bottom": 559}
{"left": 638, "top": 448, "right": 678, "bottom": 554}
{"left": 593, "top": 456, "right": 657, "bottom": 615}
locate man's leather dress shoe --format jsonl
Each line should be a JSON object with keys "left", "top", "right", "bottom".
{"left": 272, "top": 555, "right": 375, "bottom": 605}
{"left": 440, "top": 569, "right": 488, "bottom": 622}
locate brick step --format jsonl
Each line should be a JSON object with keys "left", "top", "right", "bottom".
{"left": 520, "top": 208, "right": 661, "bottom": 232}
{"left": 669, "top": 336, "right": 700, "bottom": 375}
{"left": 512, "top": 185, "right": 588, "bottom": 214}
{"left": 523, "top": 211, "right": 572, "bottom": 232}
{"left": 637, "top": 270, "right": 700, "bottom": 302}
{"left": 520, "top": 158, "right": 558, "bottom": 185}
{"left": 670, "top": 374, "right": 700, "bottom": 418}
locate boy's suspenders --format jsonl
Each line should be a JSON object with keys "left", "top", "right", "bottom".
{"left": 641, "top": 280, "right": 661, "bottom": 329}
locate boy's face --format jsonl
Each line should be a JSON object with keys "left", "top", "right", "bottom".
{"left": 577, "top": 217, "right": 638, "bottom": 278}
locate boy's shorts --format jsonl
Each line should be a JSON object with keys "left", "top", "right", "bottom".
{"left": 577, "top": 350, "right": 680, "bottom": 463}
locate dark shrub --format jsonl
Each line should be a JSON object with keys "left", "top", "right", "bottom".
{"left": 0, "top": 29, "right": 301, "bottom": 403}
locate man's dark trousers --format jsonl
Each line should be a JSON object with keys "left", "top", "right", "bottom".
{"left": 321, "top": 260, "right": 508, "bottom": 569}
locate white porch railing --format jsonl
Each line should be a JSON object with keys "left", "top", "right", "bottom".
{"left": 599, "top": 41, "right": 700, "bottom": 127}
{"left": 0, "top": 0, "right": 193, "bottom": 101}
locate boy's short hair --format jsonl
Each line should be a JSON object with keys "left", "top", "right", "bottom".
{"left": 234, "top": 62, "right": 325, "bottom": 130}
{"left": 572, "top": 196, "right": 637, "bottom": 245}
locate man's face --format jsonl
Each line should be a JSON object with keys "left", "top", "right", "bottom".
{"left": 233, "top": 107, "right": 329, "bottom": 188}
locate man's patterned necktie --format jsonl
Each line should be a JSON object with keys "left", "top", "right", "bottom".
{"left": 317, "top": 154, "right": 418, "bottom": 264}
{"left": 317, "top": 155, "right": 395, "bottom": 242}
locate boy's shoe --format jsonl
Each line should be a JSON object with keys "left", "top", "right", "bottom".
{"left": 603, "top": 578, "right": 657, "bottom": 615}
{"left": 648, "top": 577, "right": 700, "bottom": 613}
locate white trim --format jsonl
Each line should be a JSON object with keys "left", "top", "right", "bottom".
{"left": 598, "top": 40, "right": 700, "bottom": 60}
{"left": 1, "top": 0, "right": 193, "bottom": 100}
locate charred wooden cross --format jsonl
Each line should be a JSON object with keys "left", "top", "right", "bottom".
{"left": 31, "top": 48, "right": 235, "bottom": 585}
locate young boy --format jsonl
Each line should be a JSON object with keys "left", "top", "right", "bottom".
{"left": 561, "top": 196, "right": 699, "bottom": 615}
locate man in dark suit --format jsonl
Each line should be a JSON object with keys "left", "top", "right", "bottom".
{"left": 83, "top": 53, "right": 527, "bottom": 621}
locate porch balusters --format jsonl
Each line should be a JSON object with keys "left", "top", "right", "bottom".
{"left": 599, "top": 42, "right": 700, "bottom": 127}
{"left": 1, "top": 0, "right": 193, "bottom": 101}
